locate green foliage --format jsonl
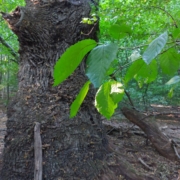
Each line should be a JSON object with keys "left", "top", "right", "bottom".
{"left": 109, "top": 23, "right": 132, "bottom": 39}
{"left": 95, "top": 81, "right": 124, "bottom": 119}
{"left": 166, "top": 76, "right": 180, "bottom": 85}
{"left": 70, "top": 81, "right": 91, "bottom": 118}
{"left": 86, "top": 43, "right": 118, "bottom": 88}
{"left": 125, "top": 59, "right": 158, "bottom": 87}
{"left": 0, "top": 0, "right": 25, "bottom": 104}
{"left": 2, "top": 0, "right": 180, "bottom": 116}
{"left": 159, "top": 48, "right": 180, "bottom": 75}
{"left": 168, "top": 87, "right": 174, "bottom": 98}
{"left": 52, "top": 0, "right": 180, "bottom": 118}
{"left": 142, "top": 32, "right": 168, "bottom": 64}
{"left": 53, "top": 39, "right": 97, "bottom": 86}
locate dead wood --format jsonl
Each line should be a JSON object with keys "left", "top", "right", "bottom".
{"left": 34, "top": 122, "right": 42, "bottom": 180}
{"left": 121, "top": 107, "right": 180, "bottom": 161}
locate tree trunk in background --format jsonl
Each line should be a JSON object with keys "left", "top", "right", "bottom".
{"left": 1, "top": 1, "right": 108, "bottom": 179}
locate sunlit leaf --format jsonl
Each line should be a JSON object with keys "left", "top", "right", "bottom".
{"left": 110, "top": 82, "right": 124, "bottom": 104}
{"left": 53, "top": 39, "right": 97, "bottom": 86}
{"left": 70, "top": 81, "right": 91, "bottom": 118}
{"left": 95, "top": 81, "right": 124, "bottom": 119}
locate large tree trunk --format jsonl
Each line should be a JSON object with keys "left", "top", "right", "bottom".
{"left": 1, "top": 1, "right": 108, "bottom": 179}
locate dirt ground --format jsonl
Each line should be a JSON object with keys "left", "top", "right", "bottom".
{"left": 104, "top": 104, "right": 180, "bottom": 179}
{"left": 0, "top": 104, "right": 179, "bottom": 179}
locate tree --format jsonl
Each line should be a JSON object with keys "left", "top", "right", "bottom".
{"left": 0, "top": 0, "right": 110, "bottom": 179}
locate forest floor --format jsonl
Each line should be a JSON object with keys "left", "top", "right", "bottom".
{"left": 0, "top": 104, "right": 179, "bottom": 179}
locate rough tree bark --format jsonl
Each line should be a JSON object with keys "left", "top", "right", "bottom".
{"left": 1, "top": 1, "right": 108, "bottom": 179}
{"left": 1, "top": 0, "right": 155, "bottom": 180}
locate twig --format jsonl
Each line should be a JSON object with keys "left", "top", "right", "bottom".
{"left": 81, "top": 22, "right": 97, "bottom": 36}
{"left": 171, "top": 140, "right": 180, "bottom": 159}
{"left": 124, "top": 90, "right": 134, "bottom": 108}
{"left": 138, "top": 157, "right": 154, "bottom": 171}
{"left": 149, "top": 6, "right": 178, "bottom": 28}
{"left": 0, "top": 34, "right": 19, "bottom": 63}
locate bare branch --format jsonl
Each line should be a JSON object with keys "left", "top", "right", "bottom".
{"left": 0, "top": 34, "right": 19, "bottom": 63}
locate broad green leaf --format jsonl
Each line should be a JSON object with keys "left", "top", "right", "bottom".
{"left": 134, "top": 60, "right": 157, "bottom": 87}
{"left": 86, "top": 43, "right": 118, "bottom": 88}
{"left": 124, "top": 59, "right": 144, "bottom": 84}
{"left": 124, "top": 59, "right": 157, "bottom": 86}
{"left": 142, "top": 31, "right": 168, "bottom": 64}
{"left": 70, "top": 81, "right": 91, "bottom": 118}
{"left": 53, "top": 39, "right": 97, "bottom": 86}
{"left": 159, "top": 48, "right": 180, "bottom": 75}
{"left": 166, "top": 76, "right": 180, "bottom": 85}
{"left": 95, "top": 82, "right": 116, "bottom": 119}
{"left": 172, "top": 28, "right": 180, "bottom": 39}
{"left": 109, "top": 24, "right": 132, "bottom": 39}
{"left": 95, "top": 81, "right": 124, "bottom": 119}
{"left": 110, "top": 81, "right": 124, "bottom": 104}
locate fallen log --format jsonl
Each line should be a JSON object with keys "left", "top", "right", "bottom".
{"left": 121, "top": 107, "right": 180, "bottom": 161}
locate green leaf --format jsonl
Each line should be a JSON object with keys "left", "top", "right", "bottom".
{"left": 53, "top": 39, "right": 97, "bottom": 86}
{"left": 159, "top": 48, "right": 180, "bottom": 75}
{"left": 110, "top": 81, "right": 124, "bottom": 104}
{"left": 95, "top": 81, "right": 124, "bottom": 119}
{"left": 86, "top": 43, "right": 118, "bottom": 88}
{"left": 70, "top": 81, "right": 91, "bottom": 118}
{"left": 106, "top": 67, "right": 115, "bottom": 76}
{"left": 172, "top": 28, "right": 180, "bottom": 39}
{"left": 124, "top": 59, "right": 144, "bottom": 84}
{"left": 168, "top": 88, "right": 174, "bottom": 98}
{"left": 109, "top": 24, "right": 132, "bottom": 39}
{"left": 134, "top": 60, "right": 157, "bottom": 87}
{"left": 142, "top": 31, "right": 168, "bottom": 64}
{"left": 124, "top": 59, "right": 157, "bottom": 86}
{"left": 166, "top": 76, "right": 180, "bottom": 85}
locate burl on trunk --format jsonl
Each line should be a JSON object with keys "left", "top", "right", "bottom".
{"left": 1, "top": 0, "right": 108, "bottom": 179}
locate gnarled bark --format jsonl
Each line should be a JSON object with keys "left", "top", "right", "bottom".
{"left": 1, "top": 1, "right": 108, "bottom": 179}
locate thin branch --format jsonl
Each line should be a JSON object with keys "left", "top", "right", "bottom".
{"left": 119, "top": 41, "right": 175, "bottom": 51}
{"left": 171, "top": 140, "right": 180, "bottom": 159}
{"left": 0, "top": 34, "right": 19, "bottom": 63}
{"left": 81, "top": 22, "right": 97, "bottom": 36}
{"left": 124, "top": 90, "right": 134, "bottom": 108}
{"left": 138, "top": 157, "right": 154, "bottom": 171}
{"left": 149, "top": 6, "right": 178, "bottom": 28}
